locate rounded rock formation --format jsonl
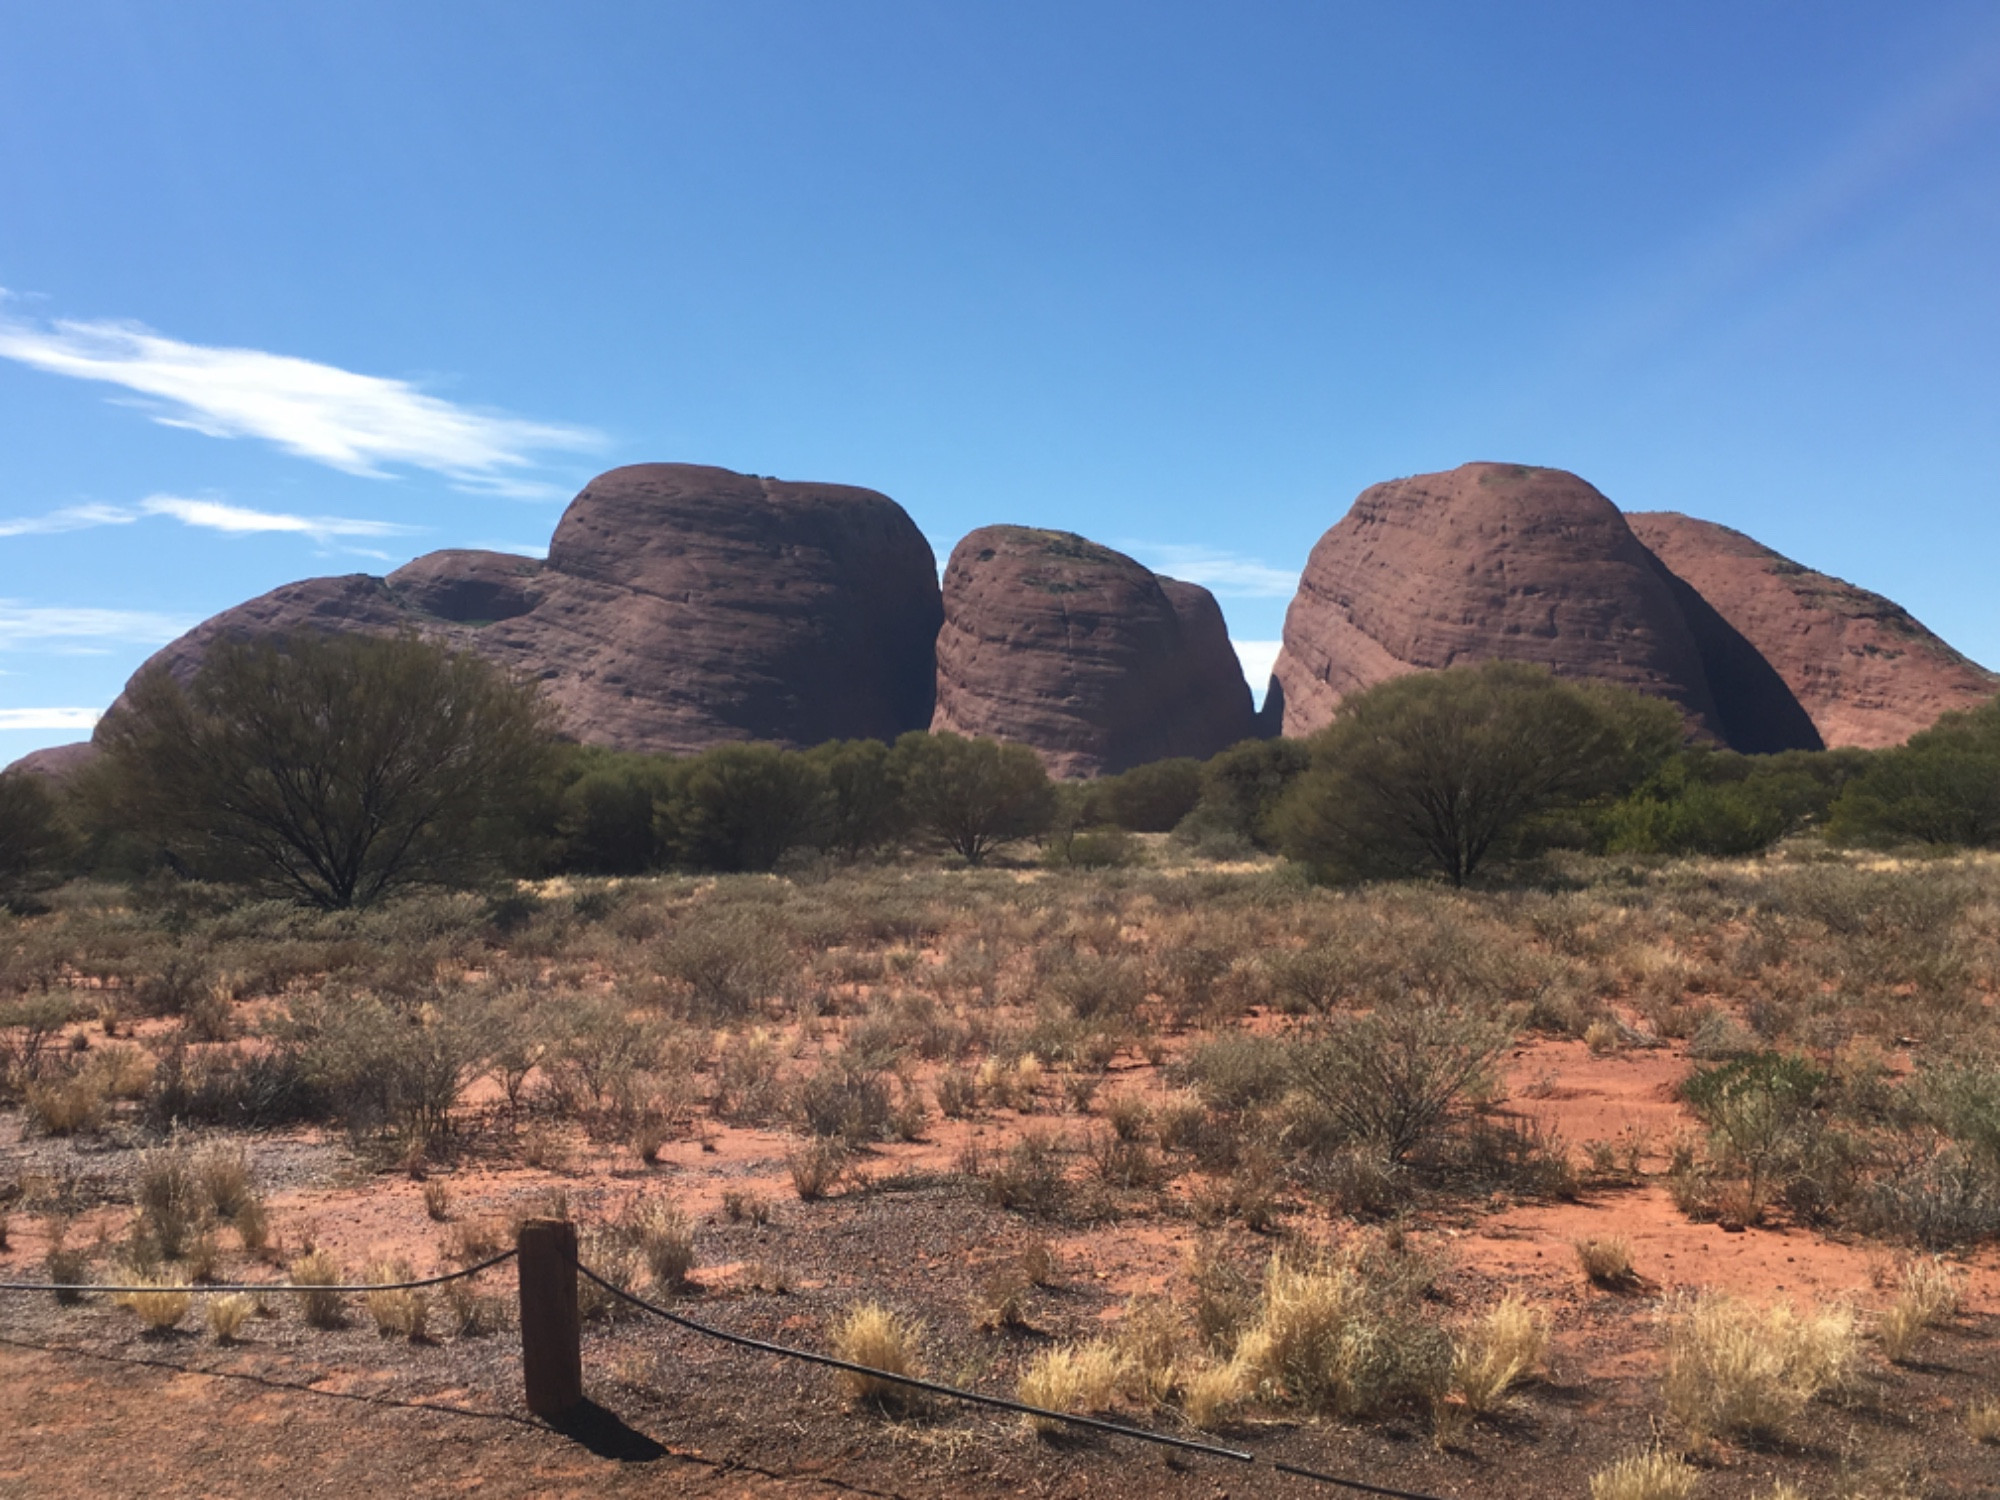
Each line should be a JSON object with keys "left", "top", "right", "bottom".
{"left": 102, "top": 463, "right": 944, "bottom": 756}
{"left": 1271, "top": 463, "right": 1723, "bottom": 738}
{"left": 1627, "top": 512, "right": 1998, "bottom": 750}
{"left": 931, "top": 526, "right": 1257, "bottom": 777}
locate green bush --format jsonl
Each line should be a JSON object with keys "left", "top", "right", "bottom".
{"left": 1091, "top": 758, "right": 1204, "bottom": 832}
{"left": 1182, "top": 738, "right": 1311, "bottom": 853}
{"left": 1829, "top": 697, "right": 2000, "bottom": 848}
{"left": 661, "top": 743, "right": 831, "bottom": 872}
{"left": 552, "top": 748, "right": 677, "bottom": 873}
{"left": 1273, "top": 663, "right": 1680, "bottom": 885}
{"left": 0, "top": 770, "right": 75, "bottom": 911}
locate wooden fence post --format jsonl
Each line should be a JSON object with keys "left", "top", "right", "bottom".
{"left": 518, "top": 1217, "right": 583, "bottom": 1418}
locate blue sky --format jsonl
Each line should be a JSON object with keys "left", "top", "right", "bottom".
{"left": 4, "top": 2, "right": 1998, "bottom": 761}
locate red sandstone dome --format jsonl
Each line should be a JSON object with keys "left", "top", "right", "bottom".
{"left": 931, "top": 526, "right": 1257, "bottom": 777}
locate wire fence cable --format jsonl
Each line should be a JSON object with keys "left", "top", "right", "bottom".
{"left": 0, "top": 1248, "right": 519, "bottom": 1296}
{"left": 575, "top": 1261, "right": 1458, "bottom": 1500}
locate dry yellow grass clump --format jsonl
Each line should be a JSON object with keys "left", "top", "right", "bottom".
{"left": 829, "top": 1303, "right": 925, "bottom": 1411}
{"left": 1875, "top": 1255, "right": 1962, "bottom": 1364}
{"left": 289, "top": 1251, "right": 345, "bottom": 1329}
{"left": 207, "top": 1292, "right": 254, "bottom": 1343}
{"left": 1450, "top": 1294, "right": 1550, "bottom": 1415}
{"left": 364, "top": 1261, "right": 428, "bottom": 1339}
{"left": 1015, "top": 1340, "right": 1125, "bottom": 1434}
{"left": 1589, "top": 1448, "right": 1699, "bottom": 1500}
{"left": 1661, "top": 1291, "right": 1857, "bottom": 1443}
{"left": 1575, "top": 1234, "right": 1636, "bottom": 1288}
{"left": 115, "top": 1275, "right": 192, "bottom": 1333}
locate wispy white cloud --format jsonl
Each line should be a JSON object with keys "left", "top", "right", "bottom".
{"left": 0, "top": 601, "right": 193, "bottom": 650}
{"left": 138, "top": 495, "right": 420, "bottom": 543}
{"left": 0, "top": 503, "right": 141, "bottom": 538}
{"left": 0, "top": 306, "right": 602, "bottom": 494}
{"left": 0, "top": 707, "right": 101, "bottom": 731}
{"left": 1230, "top": 639, "right": 1282, "bottom": 707}
{"left": 1129, "top": 544, "right": 1298, "bottom": 598}
{"left": 0, "top": 494, "right": 422, "bottom": 549}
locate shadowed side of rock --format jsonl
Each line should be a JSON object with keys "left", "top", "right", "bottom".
{"left": 1627, "top": 511, "right": 1998, "bottom": 750}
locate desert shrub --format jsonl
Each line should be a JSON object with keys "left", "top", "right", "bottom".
{"left": 795, "top": 1057, "right": 893, "bottom": 1143}
{"left": 654, "top": 909, "right": 790, "bottom": 1020}
{"left": 1661, "top": 1291, "right": 1857, "bottom": 1442}
{"left": 829, "top": 1303, "right": 925, "bottom": 1410}
{"left": 625, "top": 1198, "right": 696, "bottom": 1290}
{"left": 24, "top": 1069, "right": 108, "bottom": 1135}
{"left": 1450, "top": 1295, "right": 1549, "bottom": 1416}
{"left": 1682, "top": 1052, "right": 1831, "bottom": 1226}
{"left": 0, "top": 993, "right": 80, "bottom": 1091}
{"left": 1230, "top": 1245, "right": 1450, "bottom": 1418}
{"left": 1290, "top": 1002, "right": 1510, "bottom": 1164}
{"left": 1273, "top": 663, "right": 1678, "bottom": 885}
{"left": 934, "top": 1065, "right": 980, "bottom": 1118}
{"left": 143, "top": 1039, "right": 326, "bottom": 1129}
{"left": 538, "top": 995, "right": 663, "bottom": 1114}
{"left": 983, "top": 1131, "right": 1072, "bottom": 1218}
{"left": 294, "top": 988, "right": 496, "bottom": 1145}
{"left": 1589, "top": 1449, "right": 1699, "bottom": 1500}
{"left": 1178, "top": 1033, "right": 1290, "bottom": 1111}
{"left": 1967, "top": 1400, "right": 2000, "bottom": 1443}
{"left": 1041, "top": 827, "right": 1139, "bottom": 870}
{"left": 1016, "top": 1341, "right": 1126, "bottom": 1434}
{"left": 1597, "top": 749, "right": 1838, "bottom": 856}
{"left": 788, "top": 1137, "right": 848, "bottom": 1201}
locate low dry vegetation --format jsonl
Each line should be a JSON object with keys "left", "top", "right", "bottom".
{"left": 4, "top": 838, "right": 2000, "bottom": 1495}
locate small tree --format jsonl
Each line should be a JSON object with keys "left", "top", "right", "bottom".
{"left": 0, "top": 770, "right": 74, "bottom": 910}
{"left": 97, "top": 632, "right": 556, "bottom": 908}
{"left": 890, "top": 732, "right": 1055, "bottom": 866}
{"left": 1273, "top": 661, "right": 1681, "bottom": 886}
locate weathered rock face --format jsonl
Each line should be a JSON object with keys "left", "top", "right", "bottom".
{"left": 5, "top": 742, "right": 100, "bottom": 779}
{"left": 931, "top": 527, "right": 1256, "bottom": 777}
{"left": 1273, "top": 463, "right": 1725, "bottom": 739}
{"left": 103, "top": 463, "right": 944, "bottom": 756}
{"left": 1628, "top": 513, "right": 1998, "bottom": 750}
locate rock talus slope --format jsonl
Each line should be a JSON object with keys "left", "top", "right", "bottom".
{"left": 100, "top": 464, "right": 944, "bottom": 756}
{"left": 1627, "top": 512, "right": 1998, "bottom": 749}
{"left": 1272, "top": 463, "right": 1724, "bottom": 739}
{"left": 931, "top": 527, "right": 1256, "bottom": 777}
